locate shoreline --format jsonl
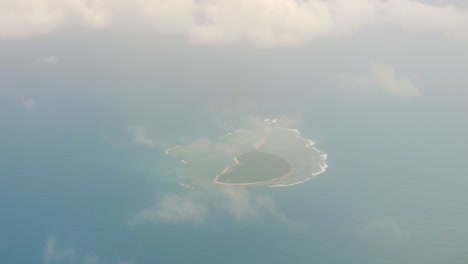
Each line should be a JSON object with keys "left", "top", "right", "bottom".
{"left": 166, "top": 123, "right": 328, "bottom": 188}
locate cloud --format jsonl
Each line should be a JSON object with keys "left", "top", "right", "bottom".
{"left": 40, "top": 56, "right": 60, "bottom": 64}
{"left": 12, "top": 95, "right": 39, "bottom": 109}
{"left": 22, "top": 97, "right": 39, "bottom": 109}
{"left": 218, "top": 186, "right": 276, "bottom": 221}
{"left": 219, "top": 187, "right": 305, "bottom": 228}
{"left": 43, "top": 238, "right": 76, "bottom": 264}
{"left": 336, "top": 63, "right": 420, "bottom": 99}
{"left": 130, "top": 187, "right": 304, "bottom": 229}
{"left": 0, "top": 0, "right": 111, "bottom": 39}
{"left": 1, "top": 0, "right": 468, "bottom": 47}
{"left": 361, "top": 217, "right": 403, "bottom": 238}
{"left": 338, "top": 216, "right": 403, "bottom": 240}
{"left": 83, "top": 256, "right": 101, "bottom": 264}
{"left": 43, "top": 237, "right": 131, "bottom": 264}
{"left": 131, "top": 126, "right": 167, "bottom": 148}
{"left": 366, "top": 219, "right": 402, "bottom": 238}
{"left": 130, "top": 194, "right": 208, "bottom": 225}
{"left": 117, "top": 261, "right": 135, "bottom": 264}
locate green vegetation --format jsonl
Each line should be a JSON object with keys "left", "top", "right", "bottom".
{"left": 217, "top": 151, "right": 291, "bottom": 184}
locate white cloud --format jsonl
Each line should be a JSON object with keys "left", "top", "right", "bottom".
{"left": 83, "top": 256, "right": 101, "bottom": 264}
{"left": 0, "top": 0, "right": 111, "bottom": 39}
{"left": 365, "top": 218, "right": 402, "bottom": 238}
{"left": 370, "top": 63, "right": 420, "bottom": 98}
{"left": 43, "top": 238, "right": 76, "bottom": 264}
{"left": 218, "top": 186, "right": 275, "bottom": 221}
{"left": 218, "top": 187, "right": 305, "bottom": 228}
{"left": 1, "top": 0, "right": 468, "bottom": 47}
{"left": 43, "top": 238, "right": 111, "bottom": 264}
{"left": 361, "top": 217, "right": 403, "bottom": 238}
{"left": 22, "top": 97, "right": 40, "bottom": 109}
{"left": 130, "top": 194, "right": 208, "bottom": 225}
{"left": 117, "top": 261, "right": 135, "bottom": 264}
{"left": 130, "top": 187, "right": 304, "bottom": 228}
{"left": 337, "top": 63, "right": 420, "bottom": 99}
{"left": 40, "top": 56, "right": 60, "bottom": 63}
{"left": 131, "top": 126, "right": 166, "bottom": 148}
{"left": 338, "top": 216, "right": 404, "bottom": 239}
{"left": 12, "top": 95, "right": 39, "bottom": 109}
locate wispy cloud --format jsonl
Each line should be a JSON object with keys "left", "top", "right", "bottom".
{"left": 12, "top": 95, "right": 39, "bottom": 110}
{"left": 221, "top": 187, "right": 305, "bottom": 228}
{"left": 1, "top": 1, "right": 468, "bottom": 47}
{"left": 131, "top": 127, "right": 167, "bottom": 148}
{"left": 336, "top": 63, "right": 420, "bottom": 99}
{"left": 22, "top": 97, "right": 39, "bottom": 109}
{"left": 43, "top": 238, "right": 76, "bottom": 264}
{"left": 130, "top": 187, "right": 304, "bottom": 229}
{"left": 361, "top": 217, "right": 403, "bottom": 239}
{"left": 40, "top": 56, "right": 60, "bottom": 64}
{"left": 83, "top": 256, "right": 101, "bottom": 264}
{"left": 130, "top": 194, "right": 208, "bottom": 225}
{"left": 218, "top": 187, "right": 276, "bottom": 221}
{"left": 43, "top": 237, "right": 131, "bottom": 264}
{"left": 337, "top": 216, "right": 403, "bottom": 240}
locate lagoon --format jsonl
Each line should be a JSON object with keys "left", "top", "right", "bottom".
{"left": 216, "top": 151, "right": 292, "bottom": 185}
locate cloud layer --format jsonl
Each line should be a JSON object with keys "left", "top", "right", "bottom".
{"left": 0, "top": 0, "right": 110, "bottom": 39}
{"left": 2, "top": 0, "right": 468, "bottom": 46}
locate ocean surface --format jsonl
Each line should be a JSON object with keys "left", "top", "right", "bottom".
{"left": 1, "top": 51, "right": 468, "bottom": 263}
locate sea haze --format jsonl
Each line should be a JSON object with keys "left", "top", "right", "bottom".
{"left": 1, "top": 1, "right": 468, "bottom": 263}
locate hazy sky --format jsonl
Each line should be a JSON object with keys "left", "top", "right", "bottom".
{"left": 2, "top": 0, "right": 468, "bottom": 177}
{"left": 2, "top": 2, "right": 468, "bottom": 263}
{"left": 2, "top": 1, "right": 467, "bottom": 110}
{"left": 3, "top": 0, "right": 467, "bottom": 213}
{"left": 2, "top": 0, "right": 468, "bottom": 45}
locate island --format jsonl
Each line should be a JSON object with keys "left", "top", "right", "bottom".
{"left": 166, "top": 120, "right": 328, "bottom": 188}
{"left": 215, "top": 151, "right": 293, "bottom": 186}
